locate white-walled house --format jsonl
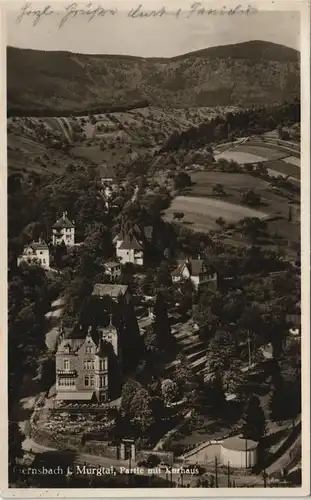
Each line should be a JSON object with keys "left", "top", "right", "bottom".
{"left": 17, "top": 240, "right": 50, "bottom": 269}
{"left": 52, "top": 212, "right": 75, "bottom": 246}
{"left": 113, "top": 231, "right": 144, "bottom": 266}
{"left": 172, "top": 258, "right": 217, "bottom": 291}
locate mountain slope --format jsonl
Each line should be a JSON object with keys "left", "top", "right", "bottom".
{"left": 7, "top": 41, "right": 300, "bottom": 114}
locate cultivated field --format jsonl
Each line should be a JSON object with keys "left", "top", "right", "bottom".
{"left": 165, "top": 195, "right": 267, "bottom": 232}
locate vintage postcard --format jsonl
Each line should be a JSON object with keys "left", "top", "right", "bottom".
{"left": 1, "top": 0, "right": 310, "bottom": 497}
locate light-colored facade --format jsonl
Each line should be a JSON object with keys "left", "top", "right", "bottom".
{"left": 172, "top": 258, "right": 217, "bottom": 291}
{"left": 52, "top": 212, "right": 75, "bottom": 246}
{"left": 55, "top": 327, "right": 114, "bottom": 403}
{"left": 17, "top": 241, "right": 50, "bottom": 269}
{"left": 220, "top": 436, "right": 258, "bottom": 468}
{"left": 114, "top": 232, "right": 144, "bottom": 266}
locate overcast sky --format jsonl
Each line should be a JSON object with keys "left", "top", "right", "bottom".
{"left": 6, "top": 2, "right": 300, "bottom": 57}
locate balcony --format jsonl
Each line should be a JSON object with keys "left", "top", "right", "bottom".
{"left": 57, "top": 369, "right": 77, "bottom": 376}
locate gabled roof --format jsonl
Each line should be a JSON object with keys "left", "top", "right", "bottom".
{"left": 172, "top": 259, "right": 210, "bottom": 278}
{"left": 29, "top": 241, "right": 49, "bottom": 251}
{"left": 104, "top": 261, "right": 121, "bottom": 269}
{"left": 52, "top": 212, "right": 75, "bottom": 229}
{"left": 92, "top": 283, "right": 128, "bottom": 299}
{"left": 99, "top": 164, "right": 116, "bottom": 179}
{"left": 118, "top": 232, "right": 143, "bottom": 251}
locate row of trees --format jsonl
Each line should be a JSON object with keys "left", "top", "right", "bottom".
{"left": 161, "top": 100, "right": 300, "bottom": 152}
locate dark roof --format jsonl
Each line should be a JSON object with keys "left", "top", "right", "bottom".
{"left": 92, "top": 283, "right": 128, "bottom": 298}
{"left": 29, "top": 240, "right": 48, "bottom": 251}
{"left": 99, "top": 164, "right": 116, "bottom": 179}
{"left": 172, "top": 259, "right": 211, "bottom": 278}
{"left": 104, "top": 261, "right": 121, "bottom": 269}
{"left": 118, "top": 232, "right": 143, "bottom": 251}
{"left": 222, "top": 435, "right": 258, "bottom": 451}
{"left": 52, "top": 212, "right": 75, "bottom": 229}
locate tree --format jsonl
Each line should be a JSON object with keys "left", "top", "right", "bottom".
{"left": 241, "top": 395, "right": 266, "bottom": 442}
{"left": 240, "top": 217, "right": 267, "bottom": 243}
{"left": 173, "top": 212, "right": 185, "bottom": 221}
{"left": 130, "top": 388, "right": 155, "bottom": 433}
{"left": 212, "top": 183, "right": 225, "bottom": 196}
{"left": 215, "top": 217, "right": 225, "bottom": 227}
{"left": 173, "top": 172, "right": 192, "bottom": 191}
{"left": 161, "top": 379, "right": 179, "bottom": 405}
{"left": 241, "top": 190, "right": 261, "bottom": 207}
{"left": 152, "top": 293, "right": 173, "bottom": 350}
{"left": 121, "top": 378, "right": 143, "bottom": 414}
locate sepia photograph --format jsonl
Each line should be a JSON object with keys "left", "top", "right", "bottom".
{"left": 3, "top": 0, "right": 309, "bottom": 495}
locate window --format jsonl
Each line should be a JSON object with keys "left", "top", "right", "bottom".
{"left": 39, "top": 251, "right": 43, "bottom": 255}
{"left": 43, "top": 259, "right": 46, "bottom": 264}
{"left": 84, "top": 359, "right": 94, "bottom": 370}
{"left": 64, "top": 359, "right": 69, "bottom": 370}
{"left": 86, "top": 346, "right": 93, "bottom": 354}
{"left": 90, "top": 376, "right": 94, "bottom": 387}
{"left": 99, "top": 359, "right": 107, "bottom": 371}
{"left": 84, "top": 376, "right": 90, "bottom": 387}
{"left": 99, "top": 375, "right": 108, "bottom": 388}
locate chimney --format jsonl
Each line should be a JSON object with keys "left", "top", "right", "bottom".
{"left": 63, "top": 211, "right": 67, "bottom": 219}
{"left": 198, "top": 254, "right": 201, "bottom": 260}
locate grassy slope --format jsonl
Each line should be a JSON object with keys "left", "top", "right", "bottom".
{"left": 7, "top": 41, "right": 299, "bottom": 112}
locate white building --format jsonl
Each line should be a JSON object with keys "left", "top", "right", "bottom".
{"left": 52, "top": 212, "right": 75, "bottom": 246}
{"left": 113, "top": 231, "right": 144, "bottom": 266}
{"left": 172, "top": 257, "right": 217, "bottom": 291}
{"left": 17, "top": 240, "right": 50, "bottom": 269}
{"left": 220, "top": 435, "right": 258, "bottom": 468}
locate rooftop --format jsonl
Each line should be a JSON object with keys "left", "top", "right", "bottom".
{"left": 172, "top": 258, "right": 214, "bottom": 278}
{"left": 22, "top": 240, "right": 49, "bottom": 252}
{"left": 52, "top": 211, "right": 75, "bottom": 229}
{"left": 92, "top": 283, "right": 129, "bottom": 299}
{"left": 222, "top": 435, "right": 258, "bottom": 451}
{"left": 104, "top": 261, "right": 121, "bottom": 269}
{"left": 118, "top": 232, "right": 143, "bottom": 251}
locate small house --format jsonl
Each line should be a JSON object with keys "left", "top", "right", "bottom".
{"left": 103, "top": 261, "right": 122, "bottom": 281}
{"left": 52, "top": 212, "right": 75, "bottom": 246}
{"left": 17, "top": 240, "right": 50, "bottom": 269}
{"left": 172, "top": 257, "right": 217, "bottom": 291}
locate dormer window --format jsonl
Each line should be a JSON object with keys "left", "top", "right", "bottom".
{"left": 64, "top": 345, "right": 70, "bottom": 354}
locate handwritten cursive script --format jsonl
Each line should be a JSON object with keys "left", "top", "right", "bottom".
{"left": 15, "top": 2, "right": 258, "bottom": 28}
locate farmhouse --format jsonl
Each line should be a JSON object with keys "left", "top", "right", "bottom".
{"left": 172, "top": 257, "right": 217, "bottom": 291}
{"left": 55, "top": 323, "right": 121, "bottom": 403}
{"left": 52, "top": 211, "right": 75, "bottom": 246}
{"left": 17, "top": 240, "right": 50, "bottom": 269}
